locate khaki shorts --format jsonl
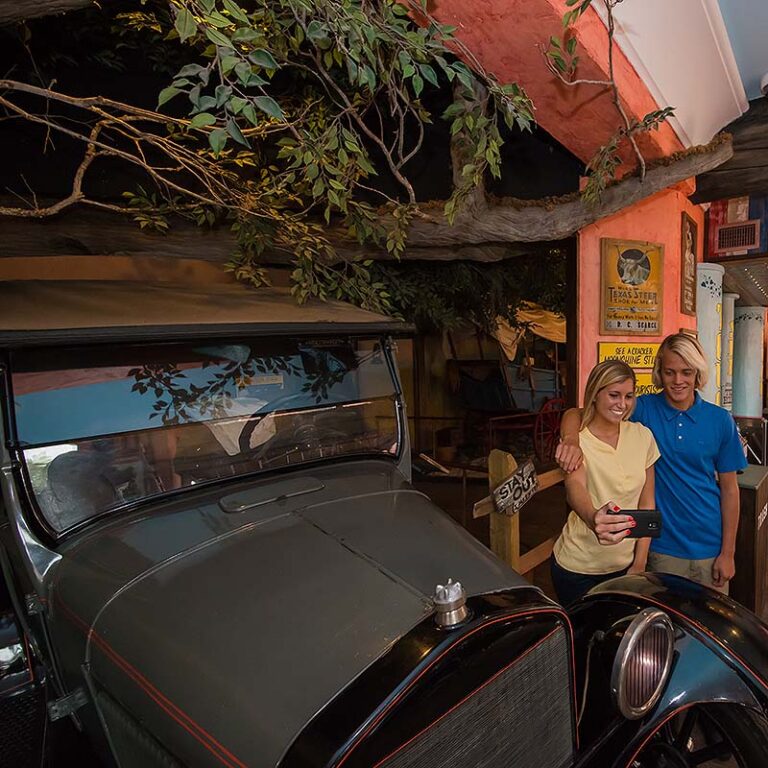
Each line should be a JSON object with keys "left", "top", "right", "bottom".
{"left": 647, "top": 552, "right": 729, "bottom": 595}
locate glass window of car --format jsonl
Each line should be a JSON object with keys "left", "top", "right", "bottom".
{"left": 10, "top": 337, "right": 400, "bottom": 534}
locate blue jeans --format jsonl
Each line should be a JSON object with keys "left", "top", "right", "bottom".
{"left": 550, "top": 557, "right": 628, "bottom": 606}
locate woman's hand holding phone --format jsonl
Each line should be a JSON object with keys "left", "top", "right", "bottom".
{"left": 592, "top": 501, "right": 635, "bottom": 545}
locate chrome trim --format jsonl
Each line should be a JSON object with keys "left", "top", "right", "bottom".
{"left": 1, "top": 464, "right": 61, "bottom": 590}
{"left": 385, "top": 337, "right": 410, "bottom": 482}
{"left": 611, "top": 607, "right": 675, "bottom": 720}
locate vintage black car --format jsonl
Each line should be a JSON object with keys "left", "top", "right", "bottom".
{"left": 2, "top": 276, "right": 768, "bottom": 768}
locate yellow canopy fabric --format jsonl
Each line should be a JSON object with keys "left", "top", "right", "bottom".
{"left": 493, "top": 303, "right": 566, "bottom": 361}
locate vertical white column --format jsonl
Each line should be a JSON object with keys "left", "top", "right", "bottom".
{"left": 696, "top": 263, "right": 724, "bottom": 404}
{"left": 720, "top": 293, "right": 739, "bottom": 411}
{"left": 733, "top": 307, "right": 766, "bottom": 418}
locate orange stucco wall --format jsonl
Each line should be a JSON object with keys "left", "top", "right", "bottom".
{"left": 576, "top": 183, "right": 705, "bottom": 400}
{"left": 431, "top": 0, "right": 683, "bottom": 165}
{"left": 428, "top": 0, "right": 701, "bottom": 401}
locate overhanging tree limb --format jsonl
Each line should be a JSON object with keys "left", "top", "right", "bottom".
{"left": 395, "top": 135, "right": 733, "bottom": 247}
{"left": 0, "top": 0, "right": 91, "bottom": 25}
{"left": 1, "top": 135, "right": 731, "bottom": 264}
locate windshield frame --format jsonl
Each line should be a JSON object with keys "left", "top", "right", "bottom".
{"left": 2, "top": 334, "right": 405, "bottom": 542}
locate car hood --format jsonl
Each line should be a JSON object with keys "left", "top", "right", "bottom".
{"left": 50, "top": 466, "right": 526, "bottom": 767}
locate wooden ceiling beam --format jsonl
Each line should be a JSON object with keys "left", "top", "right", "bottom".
{"left": 693, "top": 99, "right": 768, "bottom": 203}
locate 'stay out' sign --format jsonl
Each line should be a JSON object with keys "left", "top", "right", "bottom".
{"left": 492, "top": 460, "right": 538, "bottom": 516}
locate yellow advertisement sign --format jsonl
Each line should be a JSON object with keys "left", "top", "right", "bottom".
{"left": 597, "top": 342, "right": 660, "bottom": 369}
{"left": 600, "top": 238, "right": 664, "bottom": 336}
{"left": 634, "top": 371, "right": 662, "bottom": 396}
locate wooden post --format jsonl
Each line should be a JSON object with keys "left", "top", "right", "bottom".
{"left": 488, "top": 449, "right": 520, "bottom": 570}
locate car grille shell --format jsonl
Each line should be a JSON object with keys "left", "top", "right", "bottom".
{"left": 376, "top": 627, "right": 573, "bottom": 768}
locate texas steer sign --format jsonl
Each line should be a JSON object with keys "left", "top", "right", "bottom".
{"left": 492, "top": 459, "right": 539, "bottom": 516}
{"left": 600, "top": 238, "right": 664, "bottom": 336}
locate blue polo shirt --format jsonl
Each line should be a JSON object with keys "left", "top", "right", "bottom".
{"left": 631, "top": 393, "right": 746, "bottom": 559}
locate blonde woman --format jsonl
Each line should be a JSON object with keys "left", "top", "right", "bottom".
{"left": 556, "top": 334, "right": 745, "bottom": 593}
{"left": 551, "top": 360, "right": 659, "bottom": 605}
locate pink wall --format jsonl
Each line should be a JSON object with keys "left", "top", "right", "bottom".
{"left": 431, "top": 0, "right": 683, "bottom": 166}
{"left": 576, "top": 182, "right": 705, "bottom": 399}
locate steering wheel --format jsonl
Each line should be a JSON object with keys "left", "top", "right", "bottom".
{"left": 238, "top": 392, "right": 308, "bottom": 455}
{"left": 237, "top": 391, "right": 356, "bottom": 459}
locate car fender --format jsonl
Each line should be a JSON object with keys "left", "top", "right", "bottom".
{"left": 569, "top": 572, "right": 768, "bottom": 767}
{"left": 584, "top": 572, "right": 768, "bottom": 697}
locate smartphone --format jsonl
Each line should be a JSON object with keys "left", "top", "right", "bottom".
{"left": 608, "top": 509, "right": 662, "bottom": 538}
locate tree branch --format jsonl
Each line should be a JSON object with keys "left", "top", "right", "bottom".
{"left": 0, "top": 0, "right": 91, "bottom": 25}
{"left": 0, "top": 123, "right": 100, "bottom": 217}
{"left": 398, "top": 135, "right": 732, "bottom": 247}
{"left": 0, "top": 135, "right": 731, "bottom": 264}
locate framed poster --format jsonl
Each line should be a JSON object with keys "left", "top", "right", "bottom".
{"left": 680, "top": 212, "right": 697, "bottom": 316}
{"left": 600, "top": 238, "right": 664, "bottom": 336}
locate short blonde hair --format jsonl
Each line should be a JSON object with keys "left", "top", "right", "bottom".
{"left": 651, "top": 333, "right": 709, "bottom": 389}
{"left": 581, "top": 360, "right": 636, "bottom": 429}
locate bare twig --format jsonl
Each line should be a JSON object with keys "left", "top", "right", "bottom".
{"left": 0, "top": 123, "right": 100, "bottom": 217}
{"left": 0, "top": 80, "right": 254, "bottom": 218}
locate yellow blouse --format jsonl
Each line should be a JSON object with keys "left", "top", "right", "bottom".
{"left": 553, "top": 420, "right": 660, "bottom": 575}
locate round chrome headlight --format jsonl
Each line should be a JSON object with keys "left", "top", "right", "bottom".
{"left": 610, "top": 608, "right": 675, "bottom": 720}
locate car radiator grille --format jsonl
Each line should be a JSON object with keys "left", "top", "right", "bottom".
{"left": 378, "top": 627, "right": 573, "bottom": 768}
{"left": 0, "top": 686, "right": 45, "bottom": 768}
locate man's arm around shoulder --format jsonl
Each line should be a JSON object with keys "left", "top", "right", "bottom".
{"left": 556, "top": 408, "right": 583, "bottom": 472}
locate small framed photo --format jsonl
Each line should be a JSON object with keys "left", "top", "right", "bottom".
{"left": 680, "top": 213, "right": 697, "bottom": 316}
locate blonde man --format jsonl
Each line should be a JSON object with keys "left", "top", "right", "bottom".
{"left": 557, "top": 334, "right": 746, "bottom": 593}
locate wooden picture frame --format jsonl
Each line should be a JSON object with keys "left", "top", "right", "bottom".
{"left": 600, "top": 238, "right": 664, "bottom": 336}
{"left": 680, "top": 212, "right": 697, "bottom": 316}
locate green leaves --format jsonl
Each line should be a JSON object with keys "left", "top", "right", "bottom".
{"left": 205, "top": 27, "right": 232, "bottom": 48}
{"left": 419, "top": 63, "right": 438, "bottom": 87}
{"left": 254, "top": 95, "right": 283, "bottom": 120}
{"left": 563, "top": 0, "right": 594, "bottom": 27}
{"left": 174, "top": 8, "right": 197, "bottom": 43}
{"left": 189, "top": 112, "right": 216, "bottom": 128}
{"left": 242, "top": 103, "right": 259, "bottom": 126}
{"left": 226, "top": 118, "right": 248, "bottom": 147}
{"left": 209, "top": 128, "right": 228, "bottom": 155}
{"left": 142, "top": 0, "right": 557, "bottom": 316}
{"left": 222, "top": 0, "right": 249, "bottom": 24}
{"left": 370, "top": 254, "right": 567, "bottom": 332}
{"left": 157, "top": 86, "right": 181, "bottom": 107}
{"left": 451, "top": 61, "right": 474, "bottom": 90}
{"left": 544, "top": 31, "right": 579, "bottom": 78}
{"left": 306, "top": 20, "right": 328, "bottom": 43}
{"left": 249, "top": 48, "right": 279, "bottom": 70}
{"left": 360, "top": 65, "right": 376, "bottom": 91}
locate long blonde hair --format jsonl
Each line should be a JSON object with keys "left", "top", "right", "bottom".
{"left": 581, "top": 360, "right": 636, "bottom": 429}
{"left": 651, "top": 333, "right": 708, "bottom": 389}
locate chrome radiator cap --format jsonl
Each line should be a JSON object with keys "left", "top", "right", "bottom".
{"left": 433, "top": 579, "right": 469, "bottom": 628}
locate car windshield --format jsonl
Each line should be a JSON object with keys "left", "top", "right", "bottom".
{"left": 10, "top": 336, "right": 400, "bottom": 534}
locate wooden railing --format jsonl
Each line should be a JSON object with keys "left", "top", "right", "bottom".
{"left": 473, "top": 449, "right": 564, "bottom": 576}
